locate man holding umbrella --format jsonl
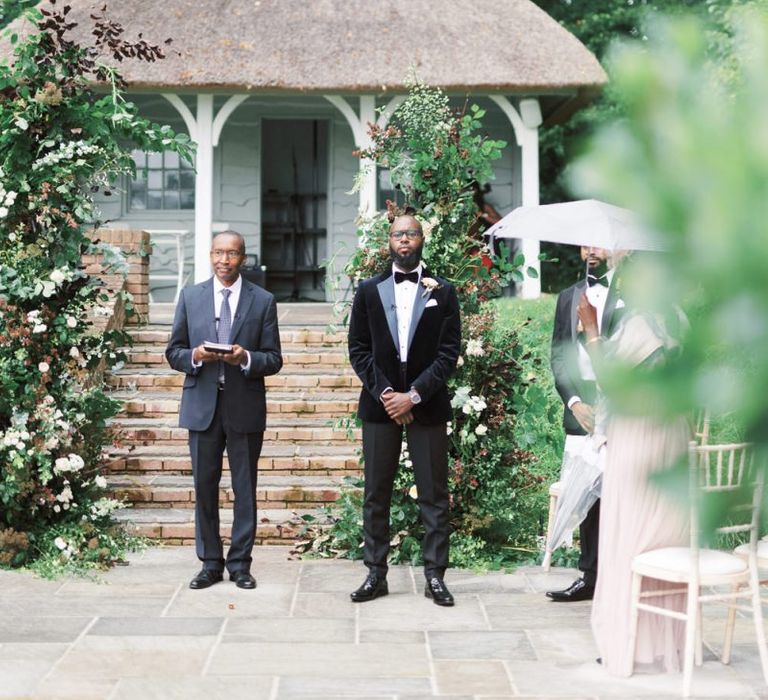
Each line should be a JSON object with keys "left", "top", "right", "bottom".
{"left": 545, "top": 246, "right": 615, "bottom": 602}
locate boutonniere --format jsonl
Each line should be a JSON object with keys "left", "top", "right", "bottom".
{"left": 420, "top": 277, "right": 441, "bottom": 298}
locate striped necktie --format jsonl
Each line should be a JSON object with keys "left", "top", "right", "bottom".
{"left": 217, "top": 288, "right": 232, "bottom": 383}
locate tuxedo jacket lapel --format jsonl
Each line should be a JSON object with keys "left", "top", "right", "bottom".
{"left": 200, "top": 279, "right": 217, "bottom": 341}
{"left": 569, "top": 280, "right": 586, "bottom": 341}
{"left": 376, "top": 274, "right": 399, "bottom": 353}
{"left": 407, "top": 272, "right": 430, "bottom": 356}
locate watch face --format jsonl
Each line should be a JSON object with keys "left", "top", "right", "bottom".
{"left": 409, "top": 390, "right": 421, "bottom": 404}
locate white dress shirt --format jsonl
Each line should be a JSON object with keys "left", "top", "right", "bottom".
{"left": 393, "top": 262, "right": 423, "bottom": 362}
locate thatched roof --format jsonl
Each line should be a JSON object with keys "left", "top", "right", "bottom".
{"left": 7, "top": 0, "right": 607, "bottom": 122}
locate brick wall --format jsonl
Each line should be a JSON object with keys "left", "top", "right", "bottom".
{"left": 83, "top": 229, "right": 151, "bottom": 326}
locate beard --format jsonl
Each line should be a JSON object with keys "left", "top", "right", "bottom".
{"left": 390, "top": 243, "right": 423, "bottom": 271}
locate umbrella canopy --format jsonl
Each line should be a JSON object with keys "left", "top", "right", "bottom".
{"left": 486, "top": 199, "right": 666, "bottom": 251}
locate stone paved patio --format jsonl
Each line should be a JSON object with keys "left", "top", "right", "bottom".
{"left": 1, "top": 545, "right": 766, "bottom": 699}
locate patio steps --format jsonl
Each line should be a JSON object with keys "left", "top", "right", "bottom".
{"left": 107, "top": 322, "right": 362, "bottom": 543}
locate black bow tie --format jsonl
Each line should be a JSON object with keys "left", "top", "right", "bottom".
{"left": 587, "top": 274, "right": 609, "bottom": 288}
{"left": 394, "top": 271, "right": 419, "bottom": 284}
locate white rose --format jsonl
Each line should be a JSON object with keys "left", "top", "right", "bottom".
{"left": 54, "top": 457, "right": 70, "bottom": 473}
{"left": 15, "top": 116, "right": 29, "bottom": 131}
{"left": 66, "top": 316, "right": 77, "bottom": 328}
{"left": 4, "top": 190, "right": 17, "bottom": 205}
{"left": 408, "top": 485, "right": 418, "bottom": 499}
{"left": 32, "top": 323, "right": 47, "bottom": 334}
{"left": 41, "top": 280, "right": 56, "bottom": 298}
{"left": 94, "top": 475, "right": 108, "bottom": 489}
{"left": 38, "top": 361, "right": 50, "bottom": 373}
{"left": 475, "top": 424, "right": 488, "bottom": 436}
{"left": 49, "top": 269, "right": 66, "bottom": 285}
{"left": 54, "top": 536, "right": 67, "bottom": 550}
{"left": 456, "top": 355, "right": 464, "bottom": 368}
{"left": 67, "top": 453, "right": 84, "bottom": 471}
{"left": 466, "top": 339, "right": 485, "bottom": 357}
{"left": 0, "top": 206, "right": 8, "bottom": 219}
{"left": 69, "top": 347, "right": 80, "bottom": 358}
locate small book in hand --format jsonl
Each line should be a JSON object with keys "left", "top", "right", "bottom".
{"left": 203, "top": 341, "right": 234, "bottom": 354}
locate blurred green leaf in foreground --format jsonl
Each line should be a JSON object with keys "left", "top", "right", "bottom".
{"left": 569, "top": 6, "right": 768, "bottom": 455}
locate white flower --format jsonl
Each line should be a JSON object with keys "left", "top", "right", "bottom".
{"left": 54, "top": 537, "right": 67, "bottom": 551}
{"left": 55, "top": 485, "right": 73, "bottom": 504}
{"left": 41, "top": 280, "right": 56, "bottom": 298}
{"left": 94, "top": 475, "right": 107, "bottom": 489}
{"left": 49, "top": 269, "right": 66, "bottom": 285}
{"left": 67, "top": 453, "right": 84, "bottom": 471}
{"left": 0, "top": 206, "right": 8, "bottom": 219}
{"left": 466, "top": 338, "right": 485, "bottom": 357}
{"left": 456, "top": 355, "right": 464, "bottom": 367}
{"left": 8, "top": 232, "right": 16, "bottom": 242}
{"left": 66, "top": 316, "right": 77, "bottom": 328}
{"left": 408, "top": 485, "right": 418, "bottom": 499}
{"left": 38, "top": 361, "right": 50, "bottom": 373}
{"left": 474, "top": 424, "right": 488, "bottom": 436}
{"left": 32, "top": 323, "right": 47, "bottom": 334}
{"left": 54, "top": 457, "right": 70, "bottom": 474}
{"left": 4, "top": 190, "right": 17, "bottom": 205}
{"left": 15, "top": 116, "right": 29, "bottom": 131}
{"left": 404, "top": 459, "right": 413, "bottom": 468}
{"left": 446, "top": 424, "right": 453, "bottom": 436}
{"left": 69, "top": 347, "right": 80, "bottom": 359}
{"left": 420, "top": 276, "right": 441, "bottom": 298}
{"left": 462, "top": 403, "right": 473, "bottom": 415}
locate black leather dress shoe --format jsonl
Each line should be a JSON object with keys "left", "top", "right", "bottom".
{"left": 230, "top": 571, "right": 257, "bottom": 589}
{"left": 424, "top": 576, "right": 454, "bottom": 606}
{"left": 350, "top": 574, "right": 388, "bottom": 602}
{"left": 545, "top": 577, "right": 594, "bottom": 602}
{"left": 189, "top": 569, "right": 223, "bottom": 590}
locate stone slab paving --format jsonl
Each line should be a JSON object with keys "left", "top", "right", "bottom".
{"left": 0, "top": 545, "right": 766, "bottom": 700}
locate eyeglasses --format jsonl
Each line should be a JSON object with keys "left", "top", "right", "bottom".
{"left": 390, "top": 229, "right": 423, "bottom": 240}
{"left": 210, "top": 250, "right": 243, "bottom": 260}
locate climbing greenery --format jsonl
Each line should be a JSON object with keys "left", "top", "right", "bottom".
{"left": 0, "top": 1, "right": 192, "bottom": 573}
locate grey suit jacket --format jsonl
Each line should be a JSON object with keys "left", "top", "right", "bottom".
{"left": 165, "top": 276, "right": 282, "bottom": 433}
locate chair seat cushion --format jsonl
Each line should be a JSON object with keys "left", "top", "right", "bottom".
{"left": 633, "top": 547, "right": 748, "bottom": 581}
{"left": 733, "top": 540, "right": 768, "bottom": 566}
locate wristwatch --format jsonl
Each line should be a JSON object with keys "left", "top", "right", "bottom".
{"left": 408, "top": 388, "right": 422, "bottom": 405}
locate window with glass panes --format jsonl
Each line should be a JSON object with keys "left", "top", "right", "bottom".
{"left": 129, "top": 150, "right": 195, "bottom": 210}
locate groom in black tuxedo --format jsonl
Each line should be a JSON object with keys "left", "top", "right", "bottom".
{"left": 347, "top": 213, "right": 461, "bottom": 606}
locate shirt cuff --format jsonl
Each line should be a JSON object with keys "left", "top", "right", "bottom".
{"left": 240, "top": 352, "right": 251, "bottom": 373}
{"left": 567, "top": 396, "right": 582, "bottom": 410}
{"left": 380, "top": 387, "right": 394, "bottom": 403}
{"left": 191, "top": 357, "right": 202, "bottom": 369}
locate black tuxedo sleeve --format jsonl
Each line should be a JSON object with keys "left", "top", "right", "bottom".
{"left": 243, "top": 296, "right": 283, "bottom": 378}
{"left": 348, "top": 282, "right": 395, "bottom": 402}
{"left": 411, "top": 285, "right": 461, "bottom": 402}
{"left": 550, "top": 289, "right": 580, "bottom": 407}
{"left": 165, "top": 289, "right": 199, "bottom": 376}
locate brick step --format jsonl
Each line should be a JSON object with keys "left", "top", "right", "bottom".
{"left": 122, "top": 346, "right": 350, "bottom": 369}
{"left": 127, "top": 326, "right": 347, "bottom": 346}
{"left": 109, "top": 474, "right": 359, "bottom": 510}
{"left": 113, "top": 417, "right": 361, "bottom": 447}
{"left": 105, "top": 443, "right": 361, "bottom": 476}
{"left": 107, "top": 367, "right": 360, "bottom": 392}
{"left": 115, "top": 506, "right": 328, "bottom": 545}
{"left": 113, "top": 391, "right": 359, "bottom": 419}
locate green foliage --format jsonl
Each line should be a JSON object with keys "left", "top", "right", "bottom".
{"left": 0, "top": 2, "right": 193, "bottom": 572}
{"left": 569, "top": 6, "right": 768, "bottom": 515}
{"left": 0, "top": 0, "right": 36, "bottom": 29}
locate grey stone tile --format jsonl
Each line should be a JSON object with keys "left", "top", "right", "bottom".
{"left": 2, "top": 596, "right": 169, "bottom": 618}
{"left": 208, "top": 642, "right": 429, "bottom": 677}
{"left": 89, "top": 617, "right": 223, "bottom": 636}
{"left": 357, "top": 594, "right": 488, "bottom": 632}
{"left": 358, "top": 630, "right": 425, "bottom": 644}
{"left": 292, "top": 592, "right": 357, "bottom": 619}
{"left": 0, "top": 616, "right": 92, "bottom": 643}
{"left": 522, "top": 565, "right": 582, "bottom": 593}
{"left": 50, "top": 636, "right": 213, "bottom": 678}
{"left": 484, "top": 593, "right": 592, "bottom": 630}
{"left": 164, "top": 582, "right": 294, "bottom": 617}
{"left": 526, "top": 627, "right": 600, "bottom": 662}
{"left": 277, "top": 676, "right": 432, "bottom": 696}
{"left": 300, "top": 561, "right": 412, "bottom": 593}
{"left": 223, "top": 617, "right": 354, "bottom": 642}
{"left": 33, "top": 677, "right": 117, "bottom": 699}
{"left": 0, "top": 641, "right": 70, "bottom": 661}
{"left": 56, "top": 580, "right": 179, "bottom": 597}
{"left": 428, "top": 630, "right": 536, "bottom": 660}
{"left": 0, "top": 658, "right": 61, "bottom": 697}
{"left": 112, "top": 676, "right": 275, "bottom": 700}
{"left": 506, "top": 658, "right": 756, "bottom": 697}
{"left": 445, "top": 569, "right": 529, "bottom": 594}
{"left": 0, "top": 569, "right": 65, "bottom": 596}
{"left": 432, "top": 659, "right": 513, "bottom": 695}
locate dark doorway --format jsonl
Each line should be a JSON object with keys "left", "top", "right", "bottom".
{"left": 261, "top": 119, "right": 328, "bottom": 301}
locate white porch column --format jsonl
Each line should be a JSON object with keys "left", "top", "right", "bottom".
{"left": 489, "top": 96, "right": 543, "bottom": 298}
{"left": 163, "top": 94, "right": 251, "bottom": 284}
{"left": 193, "top": 94, "right": 214, "bottom": 283}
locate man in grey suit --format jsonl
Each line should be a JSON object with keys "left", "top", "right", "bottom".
{"left": 166, "top": 231, "right": 282, "bottom": 590}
